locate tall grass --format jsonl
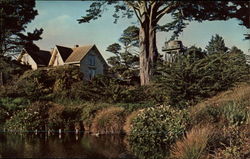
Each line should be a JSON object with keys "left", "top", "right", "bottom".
{"left": 123, "top": 110, "right": 141, "bottom": 135}
{"left": 90, "top": 107, "right": 125, "bottom": 134}
{"left": 170, "top": 125, "right": 213, "bottom": 159}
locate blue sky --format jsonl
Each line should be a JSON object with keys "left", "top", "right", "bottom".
{"left": 26, "top": 1, "right": 250, "bottom": 59}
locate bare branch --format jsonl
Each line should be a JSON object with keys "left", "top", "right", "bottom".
{"left": 133, "top": 7, "right": 143, "bottom": 25}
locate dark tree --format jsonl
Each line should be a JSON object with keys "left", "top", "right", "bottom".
{"left": 206, "top": 34, "right": 228, "bottom": 54}
{"left": 78, "top": 1, "right": 248, "bottom": 85}
{"left": 0, "top": 0, "right": 43, "bottom": 57}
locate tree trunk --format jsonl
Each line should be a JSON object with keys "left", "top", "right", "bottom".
{"left": 139, "top": 13, "right": 158, "bottom": 85}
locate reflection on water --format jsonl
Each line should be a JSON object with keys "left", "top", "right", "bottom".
{"left": 0, "top": 133, "right": 136, "bottom": 158}
{"left": 0, "top": 133, "right": 169, "bottom": 159}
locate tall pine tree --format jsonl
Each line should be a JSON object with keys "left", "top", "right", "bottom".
{"left": 107, "top": 26, "right": 139, "bottom": 83}
{"left": 0, "top": 0, "right": 43, "bottom": 57}
{"left": 205, "top": 34, "right": 228, "bottom": 54}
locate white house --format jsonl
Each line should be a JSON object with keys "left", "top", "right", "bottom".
{"left": 18, "top": 44, "right": 108, "bottom": 80}
{"left": 17, "top": 48, "right": 51, "bottom": 70}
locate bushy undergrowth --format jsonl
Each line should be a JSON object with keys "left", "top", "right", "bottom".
{"left": 129, "top": 106, "right": 189, "bottom": 147}
{"left": 157, "top": 52, "right": 249, "bottom": 108}
{"left": 0, "top": 65, "right": 83, "bottom": 100}
{"left": 4, "top": 101, "right": 83, "bottom": 132}
{"left": 0, "top": 97, "right": 30, "bottom": 112}
{"left": 191, "top": 101, "right": 249, "bottom": 127}
{"left": 0, "top": 55, "right": 30, "bottom": 84}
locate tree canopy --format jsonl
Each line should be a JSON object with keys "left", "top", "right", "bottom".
{"left": 206, "top": 34, "right": 228, "bottom": 54}
{"left": 106, "top": 26, "right": 139, "bottom": 83}
{"left": 78, "top": 1, "right": 248, "bottom": 85}
{"left": 0, "top": 0, "right": 43, "bottom": 57}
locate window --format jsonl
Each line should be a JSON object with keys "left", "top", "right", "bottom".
{"left": 88, "top": 55, "right": 95, "bottom": 66}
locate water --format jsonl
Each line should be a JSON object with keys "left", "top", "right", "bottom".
{"left": 0, "top": 133, "right": 137, "bottom": 158}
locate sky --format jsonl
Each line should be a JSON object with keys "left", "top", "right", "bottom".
{"left": 26, "top": 1, "right": 250, "bottom": 60}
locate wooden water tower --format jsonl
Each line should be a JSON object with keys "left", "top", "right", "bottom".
{"left": 162, "top": 40, "right": 185, "bottom": 62}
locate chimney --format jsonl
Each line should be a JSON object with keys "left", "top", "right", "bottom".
{"left": 74, "top": 45, "right": 79, "bottom": 48}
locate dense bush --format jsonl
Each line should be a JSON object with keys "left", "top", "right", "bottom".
{"left": 157, "top": 51, "right": 249, "bottom": 108}
{"left": 0, "top": 55, "right": 30, "bottom": 84}
{"left": 222, "top": 101, "right": 249, "bottom": 126}
{"left": 4, "top": 101, "right": 51, "bottom": 132}
{"left": 4, "top": 102, "right": 83, "bottom": 132}
{"left": 69, "top": 75, "right": 162, "bottom": 104}
{"left": 129, "top": 106, "right": 189, "bottom": 147}
{"left": 0, "top": 65, "right": 83, "bottom": 100}
{"left": 191, "top": 101, "right": 249, "bottom": 127}
{"left": 0, "top": 97, "right": 30, "bottom": 112}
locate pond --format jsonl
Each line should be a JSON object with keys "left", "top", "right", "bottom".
{"left": 0, "top": 132, "right": 169, "bottom": 159}
{"left": 0, "top": 132, "right": 137, "bottom": 159}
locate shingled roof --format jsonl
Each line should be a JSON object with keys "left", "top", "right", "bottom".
{"left": 56, "top": 45, "right": 73, "bottom": 61}
{"left": 65, "top": 45, "right": 94, "bottom": 63}
{"left": 18, "top": 49, "right": 51, "bottom": 66}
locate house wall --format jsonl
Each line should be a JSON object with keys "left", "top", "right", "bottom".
{"left": 79, "top": 49, "right": 105, "bottom": 80}
{"left": 52, "top": 49, "right": 65, "bottom": 66}
{"left": 20, "top": 53, "right": 37, "bottom": 70}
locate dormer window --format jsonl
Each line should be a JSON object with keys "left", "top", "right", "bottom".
{"left": 88, "top": 54, "right": 95, "bottom": 66}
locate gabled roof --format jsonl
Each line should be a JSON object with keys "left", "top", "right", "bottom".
{"left": 55, "top": 45, "right": 73, "bottom": 61}
{"left": 65, "top": 45, "right": 94, "bottom": 63}
{"left": 18, "top": 49, "right": 51, "bottom": 66}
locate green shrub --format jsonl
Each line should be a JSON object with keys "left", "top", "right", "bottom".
{"left": 157, "top": 51, "right": 249, "bottom": 108}
{"left": 0, "top": 55, "right": 30, "bottom": 85}
{"left": 191, "top": 105, "right": 222, "bottom": 126}
{"left": 4, "top": 101, "right": 83, "bottom": 132}
{"left": 0, "top": 97, "right": 30, "bottom": 112}
{"left": 192, "top": 101, "right": 249, "bottom": 127}
{"left": 4, "top": 101, "right": 51, "bottom": 131}
{"left": 129, "top": 106, "right": 189, "bottom": 147}
{"left": 222, "top": 101, "right": 249, "bottom": 126}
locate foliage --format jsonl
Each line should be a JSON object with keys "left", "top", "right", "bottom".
{"left": 0, "top": 0, "right": 43, "bottom": 56}
{"left": 69, "top": 75, "right": 161, "bottom": 104}
{"left": 211, "top": 125, "right": 250, "bottom": 159}
{"left": 78, "top": 1, "right": 248, "bottom": 85}
{"left": 0, "top": 107, "right": 9, "bottom": 126}
{"left": 157, "top": 45, "right": 249, "bottom": 108}
{"left": 205, "top": 34, "right": 228, "bottom": 54}
{"left": 90, "top": 107, "right": 125, "bottom": 134}
{"left": 80, "top": 102, "right": 111, "bottom": 132}
{"left": 170, "top": 125, "right": 213, "bottom": 159}
{"left": 123, "top": 110, "right": 141, "bottom": 135}
{"left": 107, "top": 26, "right": 139, "bottom": 82}
{"left": 129, "top": 106, "right": 189, "bottom": 147}
{"left": 222, "top": 101, "right": 249, "bottom": 126}
{"left": 4, "top": 101, "right": 51, "bottom": 132}
{"left": 0, "top": 55, "right": 30, "bottom": 84}
{"left": 4, "top": 101, "right": 83, "bottom": 132}
{"left": 0, "top": 97, "right": 30, "bottom": 113}
{"left": 0, "top": 65, "right": 83, "bottom": 100}
{"left": 191, "top": 100, "right": 249, "bottom": 127}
